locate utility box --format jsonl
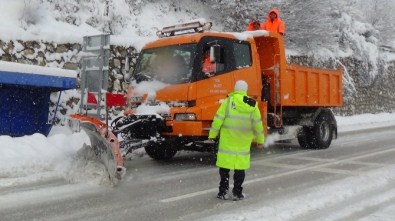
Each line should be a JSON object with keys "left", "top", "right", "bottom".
{"left": 0, "top": 61, "right": 77, "bottom": 137}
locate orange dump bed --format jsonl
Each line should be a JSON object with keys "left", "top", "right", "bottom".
{"left": 254, "top": 32, "right": 343, "bottom": 108}
{"left": 281, "top": 64, "right": 343, "bottom": 107}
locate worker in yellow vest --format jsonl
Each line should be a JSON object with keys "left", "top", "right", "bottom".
{"left": 209, "top": 80, "right": 265, "bottom": 201}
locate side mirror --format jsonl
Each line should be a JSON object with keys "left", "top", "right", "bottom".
{"left": 210, "top": 45, "right": 221, "bottom": 63}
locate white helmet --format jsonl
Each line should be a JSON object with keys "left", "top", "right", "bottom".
{"left": 234, "top": 80, "right": 248, "bottom": 92}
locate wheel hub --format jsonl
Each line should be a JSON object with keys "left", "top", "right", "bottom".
{"left": 319, "top": 122, "right": 330, "bottom": 142}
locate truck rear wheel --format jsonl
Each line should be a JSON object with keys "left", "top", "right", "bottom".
{"left": 145, "top": 142, "right": 177, "bottom": 160}
{"left": 297, "top": 126, "right": 312, "bottom": 149}
{"left": 309, "top": 112, "right": 333, "bottom": 149}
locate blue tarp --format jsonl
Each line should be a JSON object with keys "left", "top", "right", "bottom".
{"left": 0, "top": 69, "right": 77, "bottom": 137}
{"left": 0, "top": 71, "right": 76, "bottom": 91}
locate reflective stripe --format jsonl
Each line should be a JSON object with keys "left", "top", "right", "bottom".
{"left": 225, "top": 98, "right": 231, "bottom": 117}
{"left": 222, "top": 125, "right": 252, "bottom": 132}
{"left": 215, "top": 114, "right": 225, "bottom": 120}
{"left": 226, "top": 115, "right": 251, "bottom": 121}
{"left": 252, "top": 118, "right": 262, "bottom": 124}
{"left": 254, "top": 130, "right": 263, "bottom": 135}
{"left": 218, "top": 148, "right": 250, "bottom": 155}
{"left": 210, "top": 127, "right": 219, "bottom": 132}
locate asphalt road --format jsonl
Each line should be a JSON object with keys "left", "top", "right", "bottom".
{"left": 1, "top": 126, "right": 395, "bottom": 221}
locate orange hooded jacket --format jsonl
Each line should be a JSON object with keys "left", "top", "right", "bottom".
{"left": 260, "top": 9, "right": 286, "bottom": 35}
{"left": 246, "top": 20, "right": 261, "bottom": 31}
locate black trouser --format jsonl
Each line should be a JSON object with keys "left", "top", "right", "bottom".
{"left": 219, "top": 167, "right": 245, "bottom": 195}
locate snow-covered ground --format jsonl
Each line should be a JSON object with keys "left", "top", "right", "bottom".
{"left": 337, "top": 112, "right": 395, "bottom": 133}
{"left": 197, "top": 113, "right": 395, "bottom": 221}
{"left": 1, "top": 112, "right": 395, "bottom": 220}
{"left": 201, "top": 164, "right": 395, "bottom": 221}
{"left": 0, "top": 126, "right": 108, "bottom": 188}
{"left": 1, "top": 112, "right": 394, "bottom": 189}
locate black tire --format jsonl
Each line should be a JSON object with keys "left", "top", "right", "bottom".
{"left": 145, "top": 142, "right": 177, "bottom": 160}
{"left": 297, "top": 126, "right": 312, "bottom": 149}
{"left": 309, "top": 112, "right": 333, "bottom": 149}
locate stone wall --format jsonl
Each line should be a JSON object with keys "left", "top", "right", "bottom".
{"left": 109, "top": 45, "right": 138, "bottom": 93}
{"left": 0, "top": 39, "right": 138, "bottom": 93}
{"left": 0, "top": 40, "right": 81, "bottom": 70}
{"left": 0, "top": 39, "right": 138, "bottom": 123}
{"left": 1, "top": 39, "right": 394, "bottom": 118}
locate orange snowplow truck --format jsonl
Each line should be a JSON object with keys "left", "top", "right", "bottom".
{"left": 113, "top": 21, "right": 343, "bottom": 160}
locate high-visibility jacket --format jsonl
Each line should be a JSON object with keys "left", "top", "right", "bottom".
{"left": 260, "top": 9, "right": 286, "bottom": 35}
{"left": 209, "top": 91, "right": 265, "bottom": 170}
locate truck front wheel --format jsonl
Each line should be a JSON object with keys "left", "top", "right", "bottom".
{"left": 145, "top": 141, "right": 177, "bottom": 160}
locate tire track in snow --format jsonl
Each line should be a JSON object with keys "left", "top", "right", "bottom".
{"left": 196, "top": 162, "right": 395, "bottom": 221}
{"left": 293, "top": 177, "right": 395, "bottom": 221}
{"left": 161, "top": 144, "right": 395, "bottom": 203}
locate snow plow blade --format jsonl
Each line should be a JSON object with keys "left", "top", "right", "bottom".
{"left": 69, "top": 114, "right": 125, "bottom": 185}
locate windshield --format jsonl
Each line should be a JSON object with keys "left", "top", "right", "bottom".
{"left": 133, "top": 44, "right": 197, "bottom": 84}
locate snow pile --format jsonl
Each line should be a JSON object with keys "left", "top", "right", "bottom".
{"left": 0, "top": 126, "right": 111, "bottom": 187}
{"left": 64, "top": 143, "right": 113, "bottom": 185}
{"left": 129, "top": 79, "right": 171, "bottom": 116}
{"left": 0, "top": 0, "right": 223, "bottom": 50}
{"left": 336, "top": 112, "right": 395, "bottom": 132}
{"left": 0, "top": 126, "right": 86, "bottom": 187}
{"left": 135, "top": 102, "right": 170, "bottom": 116}
{"left": 231, "top": 30, "right": 269, "bottom": 41}
{"left": 337, "top": 13, "right": 380, "bottom": 85}
{"left": 130, "top": 80, "right": 169, "bottom": 98}
{"left": 0, "top": 0, "right": 102, "bottom": 44}
{"left": 0, "top": 60, "right": 77, "bottom": 78}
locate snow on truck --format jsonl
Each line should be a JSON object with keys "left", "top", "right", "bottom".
{"left": 111, "top": 20, "right": 344, "bottom": 160}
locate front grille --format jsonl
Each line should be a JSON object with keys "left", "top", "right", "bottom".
{"left": 114, "top": 115, "right": 166, "bottom": 139}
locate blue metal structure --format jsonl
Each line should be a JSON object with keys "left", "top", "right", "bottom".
{"left": 0, "top": 66, "right": 77, "bottom": 137}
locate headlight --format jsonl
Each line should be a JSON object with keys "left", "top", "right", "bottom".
{"left": 174, "top": 113, "right": 196, "bottom": 121}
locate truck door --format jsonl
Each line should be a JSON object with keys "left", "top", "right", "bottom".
{"left": 231, "top": 40, "right": 260, "bottom": 99}
{"left": 193, "top": 37, "right": 234, "bottom": 121}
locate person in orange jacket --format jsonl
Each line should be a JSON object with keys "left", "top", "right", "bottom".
{"left": 261, "top": 9, "right": 286, "bottom": 35}
{"left": 246, "top": 20, "right": 261, "bottom": 31}
{"left": 202, "top": 50, "right": 216, "bottom": 74}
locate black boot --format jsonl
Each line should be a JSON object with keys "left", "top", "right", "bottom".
{"left": 232, "top": 169, "right": 245, "bottom": 201}
{"left": 217, "top": 168, "right": 230, "bottom": 200}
